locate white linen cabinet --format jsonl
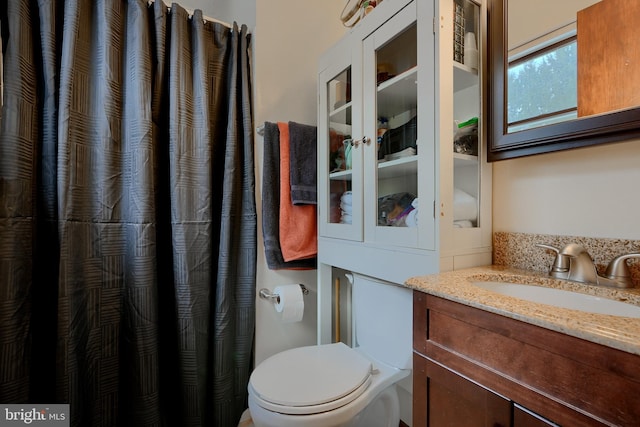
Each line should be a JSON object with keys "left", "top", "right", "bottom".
{"left": 316, "top": 0, "right": 491, "bottom": 344}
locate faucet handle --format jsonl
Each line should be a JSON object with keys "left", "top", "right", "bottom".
{"left": 536, "top": 243, "right": 560, "bottom": 253}
{"left": 536, "top": 243, "right": 570, "bottom": 277}
{"left": 604, "top": 253, "right": 640, "bottom": 287}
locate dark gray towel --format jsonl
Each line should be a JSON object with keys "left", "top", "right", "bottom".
{"left": 288, "top": 121, "right": 317, "bottom": 205}
{"left": 262, "top": 122, "right": 316, "bottom": 270}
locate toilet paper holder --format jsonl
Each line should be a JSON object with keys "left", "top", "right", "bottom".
{"left": 259, "top": 284, "right": 309, "bottom": 304}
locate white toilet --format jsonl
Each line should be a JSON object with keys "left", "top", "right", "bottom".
{"left": 247, "top": 273, "right": 413, "bottom": 427}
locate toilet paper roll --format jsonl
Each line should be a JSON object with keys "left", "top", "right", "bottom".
{"left": 274, "top": 284, "right": 305, "bottom": 323}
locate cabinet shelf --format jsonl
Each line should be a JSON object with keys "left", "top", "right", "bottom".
{"left": 329, "top": 154, "right": 421, "bottom": 182}
{"left": 453, "top": 61, "right": 478, "bottom": 92}
{"left": 377, "top": 67, "right": 418, "bottom": 119}
{"left": 454, "top": 152, "right": 478, "bottom": 167}
{"left": 377, "top": 155, "right": 418, "bottom": 179}
{"left": 329, "top": 169, "right": 354, "bottom": 181}
{"left": 329, "top": 102, "right": 353, "bottom": 126}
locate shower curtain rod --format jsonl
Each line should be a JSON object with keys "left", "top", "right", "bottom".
{"left": 147, "top": 0, "right": 245, "bottom": 31}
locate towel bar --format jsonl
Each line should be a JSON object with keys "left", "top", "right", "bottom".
{"left": 259, "top": 284, "right": 309, "bottom": 304}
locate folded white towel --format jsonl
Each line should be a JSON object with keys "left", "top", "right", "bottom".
{"left": 405, "top": 209, "right": 418, "bottom": 227}
{"left": 340, "top": 213, "right": 353, "bottom": 224}
{"left": 340, "top": 203, "right": 353, "bottom": 213}
{"left": 341, "top": 191, "right": 352, "bottom": 203}
{"left": 454, "top": 219, "right": 474, "bottom": 228}
{"left": 453, "top": 188, "right": 477, "bottom": 221}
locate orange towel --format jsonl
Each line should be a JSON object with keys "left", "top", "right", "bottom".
{"left": 278, "top": 122, "right": 317, "bottom": 261}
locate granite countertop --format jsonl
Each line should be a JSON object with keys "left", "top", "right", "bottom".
{"left": 405, "top": 265, "right": 640, "bottom": 356}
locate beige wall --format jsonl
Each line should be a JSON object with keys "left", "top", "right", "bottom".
{"left": 493, "top": 138, "right": 640, "bottom": 240}
{"left": 178, "top": 0, "right": 255, "bottom": 28}
{"left": 252, "top": 0, "right": 346, "bottom": 365}
{"left": 181, "top": 0, "right": 347, "bottom": 365}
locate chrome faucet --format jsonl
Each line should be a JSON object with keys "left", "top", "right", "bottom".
{"left": 536, "top": 243, "right": 640, "bottom": 288}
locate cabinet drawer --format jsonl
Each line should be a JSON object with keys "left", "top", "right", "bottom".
{"left": 413, "top": 291, "right": 640, "bottom": 426}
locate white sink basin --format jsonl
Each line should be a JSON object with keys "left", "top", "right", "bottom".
{"left": 473, "top": 281, "right": 640, "bottom": 318}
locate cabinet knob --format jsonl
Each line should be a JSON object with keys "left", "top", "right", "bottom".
{"left": 352, "top": 136, "right": 371, "bottom": 147}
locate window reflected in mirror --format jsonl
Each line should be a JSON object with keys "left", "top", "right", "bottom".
{"left": 508, "top": 37, "right": 577, "bottom": 132}
{"left": 507, "top": 0, "right": 640, "bottom": 133}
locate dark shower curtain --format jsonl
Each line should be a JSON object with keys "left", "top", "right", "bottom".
{"left": 0, "top": 1, "right": 256, "bottom": 426}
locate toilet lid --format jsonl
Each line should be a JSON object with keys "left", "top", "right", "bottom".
{"left": 249, "top": 342, "right": 373, "bottom": 414}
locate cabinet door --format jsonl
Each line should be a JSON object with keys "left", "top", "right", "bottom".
{"left": 318, "top": 39, "right": 363, "bottom": 242}
{"left": 451, "top": 0, "right": 482, "bottom": 229}
{"left": 414, "top": 355, "right": 511, "bottom": 427}
{"left": 438, "top": 0, "right": 492, "bottom": 260}
{"left": 362, "top": 2, "right": 436, "bottom": 250}
{"left": 514, "top": 405, "right": 560, "bottom": 427}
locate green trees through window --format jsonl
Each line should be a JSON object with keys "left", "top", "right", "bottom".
{"left": 507, "top": 40, "right": 577, "bottom": 131}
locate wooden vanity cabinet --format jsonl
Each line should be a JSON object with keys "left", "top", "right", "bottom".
{"left": 413, "top": 291, "right": 640, "bottom": 426}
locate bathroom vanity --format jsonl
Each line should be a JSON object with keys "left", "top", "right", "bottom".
{"left": 408, "top": 266, "right": 640, "bottom": 426}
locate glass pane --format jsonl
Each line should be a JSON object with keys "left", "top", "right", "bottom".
{"left": 327, "top": 68, "right": 353, "bottom": 225}
{"left": 375, "top": 24, "right": 418, "bottom": 228}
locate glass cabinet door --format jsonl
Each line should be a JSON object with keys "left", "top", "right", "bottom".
{"left": 318, "top": 48, "right": 363, "bottom": 242}
{"left": 452, "top": 0, "right": 481, "bottom": 231}
{"left": 362, "top": 4, "right": 425, "bottom": 249}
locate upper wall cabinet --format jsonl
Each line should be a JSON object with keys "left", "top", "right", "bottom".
{"left": 316, "top": 0, "right": 491, "bottom": 290}
{"left": 488, "top": 0, "right": 640, "bottom": 161}
{"left": 318, "top": 1, "right": 430, "bottom": 258}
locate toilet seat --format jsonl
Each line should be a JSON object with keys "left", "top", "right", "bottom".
{"left": 249, "top": 342, "right": 374, "bottom": 415}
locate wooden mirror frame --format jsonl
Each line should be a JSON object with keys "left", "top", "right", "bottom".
{"left": 488, "top": 0, "right": 640, "bottom": 161}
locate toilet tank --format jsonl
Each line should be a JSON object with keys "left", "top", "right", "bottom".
{"left": 351, "top": 273, "right": 413, "bottom": 370}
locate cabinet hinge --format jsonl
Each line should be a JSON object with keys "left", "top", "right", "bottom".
{"left": 433, "top": 200, "right": 436, "bottom": 218}
{"left": 433, "top": 16, "right": 437, "bottom": 34}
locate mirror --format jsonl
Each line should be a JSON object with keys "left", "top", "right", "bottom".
{"left": 488, "top": 0, "right": 640, "bottom": 161}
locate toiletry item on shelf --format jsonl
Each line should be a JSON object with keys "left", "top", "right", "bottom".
{"left": 343, "top": 139, "right": 353, "bottom": 170}
{"left": 384, "top": 147, "right": 416, "bottom": 161}
{"left": 378, "top": 192, "right": 416, "bottom": 227}
{"left": 378, "top": 115, "right": 417, "bottom": 160}
{"left": 464, "top": 32, "right": 478, "bottom": 70}
{"left": 329, "top": 129, "right": 349, "bottom": 172}
{"left": 376, "top": 62, "right": 395, "bottom": 84}
{"left": 376, "top": 117, "right": 389, "bottom": 155}
{"left": 453, "top": 3, "right": 465, "bottom": 64}
{"left": 454, "top": 117, "right": 478, "bottom": 155}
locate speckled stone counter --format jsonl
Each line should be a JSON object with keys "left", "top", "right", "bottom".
{"left": 405, "top": 265, "right": 640, "bottom": 356}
